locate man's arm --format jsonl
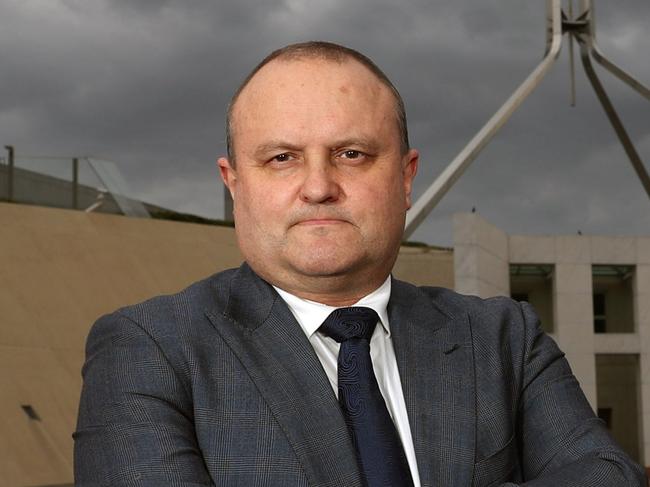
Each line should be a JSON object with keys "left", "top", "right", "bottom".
{"left": 509, "top": 301, "right": 646, "bottom": 486}
{"left": 74, "top": 312, "right": 214, "bottom": 487}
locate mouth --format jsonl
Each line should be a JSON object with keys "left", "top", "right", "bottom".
{"left": 295, "top": 218, "right": 347, "bottom": 226}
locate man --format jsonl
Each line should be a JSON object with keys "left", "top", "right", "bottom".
{"left": 74, "top": 41, "right": 645, "bottom": 486}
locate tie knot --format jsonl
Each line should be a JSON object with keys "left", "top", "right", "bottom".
{"left": 319, "top": 306, "right": 379, "bottom": 343}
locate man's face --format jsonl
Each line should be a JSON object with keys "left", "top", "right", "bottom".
{"left": 219, "top": 57, "right": 418, "bottom": 303}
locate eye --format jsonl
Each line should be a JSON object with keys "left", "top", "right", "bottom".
{"left": 270, "top": 153, "right": 293, "bottom": 163}
{"left": 340, "top": 150, "right": 363, "bottom": 160}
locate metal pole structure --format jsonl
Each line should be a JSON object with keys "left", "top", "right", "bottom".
{"left": 404, "top": 0, "right": 563, "bottom": 239}
{"left": 590, "top": 45, "right": 650, "bottom": 101}
{"left": 404, "top": 0, "right": 650, "bottom": 239}
{"left": 576, "top": 35, "right": 650, "bottom": 198}
{"left": 568, "top": 0, "right": 577, "bottom": 107}
{"left": 4, "top": 145, "right": 14, "bottom": 202}
{"left": 569, "top": 0, "right": 650, "bottom": 197}
{"left": 580, "top": 0, "right": 650, "bottom": 101}
{"left": 72, "top": 157, "right": 79, "bottom": 209}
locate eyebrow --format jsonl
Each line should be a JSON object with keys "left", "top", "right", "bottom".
{"left": 331, "top": 137, "right": 380, "bottom": 153}
{"left": 252, "top": 141, "right": 302, "bottom": 159}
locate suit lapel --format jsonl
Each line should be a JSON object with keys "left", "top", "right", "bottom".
{"left": 389, "top": 279, "right": 477, "bottom": 487}
{"left": 205, "top": 264, "right": 364, "bottom": 487}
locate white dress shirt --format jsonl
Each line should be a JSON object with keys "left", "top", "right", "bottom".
{"left": 274, "top": 278, "right": 421, "bottom": 486}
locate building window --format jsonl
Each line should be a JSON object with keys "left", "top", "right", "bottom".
{"left": 593, "top": 293, "right": 606, "bottom": 333}
{"left": 592, "top": 265, "right": 635, "bottom": 333}
{"left": 510, "top": 264, "right": 554, "bottom": 333}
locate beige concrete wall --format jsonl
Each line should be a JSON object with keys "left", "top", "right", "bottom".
{"left": 1, "top": 203, "right": 243, "bottom": 487}
{"left": 1, "top": 202, "right": 453, "bottom": 487}
{"left": 452, "top": 213, "right": 509, "bottom": 298}
{"left": 393, "top": 245, "right": 454, "bottom": 289}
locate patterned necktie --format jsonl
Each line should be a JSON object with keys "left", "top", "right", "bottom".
{"left": 320, "top": 307, "right": 414, "bottom": 487}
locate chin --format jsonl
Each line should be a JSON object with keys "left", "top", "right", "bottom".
{"left": 290, "top": 250, "right": 363, "bottom": 278}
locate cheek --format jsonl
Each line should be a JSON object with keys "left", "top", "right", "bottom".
{"left": 235, "top": 183, "right": 291, "bottom": 228}
{"left": 375, "top": 187, "right": 409, "bottom": 237}
{"left": 358, "top": 174, "right": 407, "bottom": 214}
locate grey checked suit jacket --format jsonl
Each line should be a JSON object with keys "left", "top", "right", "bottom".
{"left": 74, "top": 263, "right": 645, "bottom": 486}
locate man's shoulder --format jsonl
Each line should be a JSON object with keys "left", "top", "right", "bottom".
{"left": 394, "top": 278, "right": 524, "bottom": 319}
{"left": 82, "top": 266, "right": 255, "bottom": 366}
{"left": 397, "top": 280, "right": 554, "bottom": 385}
{"left": 393, "top": 278, "right": 537, "bottom": 342}
{"left": 89, "top": 266, "right": 244, "bottom": 345}
{"left": 118, "top": 266, "right": 239, "bottom": 321}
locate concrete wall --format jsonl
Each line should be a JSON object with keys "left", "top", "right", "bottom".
{"left": 0, "top": 203, "right": 243, "bottom": 487}
{"left": 393, "top": 245, "right": 454, "bottom": 289}
{"left": 0, "top": 202, "right": 453, "bottom": 487}
{"left": 453, "top": 213, "right": 509, "bottom": 297}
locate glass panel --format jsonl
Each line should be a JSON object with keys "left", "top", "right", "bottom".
{"left": 87, "top": 158, "right": 150, "bottom": 218}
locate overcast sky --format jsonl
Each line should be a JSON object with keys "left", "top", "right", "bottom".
{"left": 1, "top": 0, "right": 648, "bottom": 246}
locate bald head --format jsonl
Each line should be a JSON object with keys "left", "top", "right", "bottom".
{"left": 226, "top": 41, "right": 410, "bottom": 165}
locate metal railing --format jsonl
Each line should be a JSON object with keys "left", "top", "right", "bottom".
{"left": 0, "top": 148, "right": 149, "bottom": 218}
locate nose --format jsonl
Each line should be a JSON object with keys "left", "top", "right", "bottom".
{"left": 299, "top": 156, "right": 341, "bottom": 204}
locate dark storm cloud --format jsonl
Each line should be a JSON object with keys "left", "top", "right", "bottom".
{"left": 1, "top": 0, "right": 648, "bottom": 245}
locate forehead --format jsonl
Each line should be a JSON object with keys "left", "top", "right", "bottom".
{"left": 239, "top": 55, "right": 387, "bottom": 98}
{"left": 230, "top": 57, "right": 398, "bottom": 145}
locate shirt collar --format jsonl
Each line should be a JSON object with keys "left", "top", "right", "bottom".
{"left": 273, "top": 276, "right": 392, "bottom": 339}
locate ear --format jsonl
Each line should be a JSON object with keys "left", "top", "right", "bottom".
{"left": 218, "top": 157, "right": 237, "bottom": 198}
{"left": 402, "top": 149, "right": 419, "bottom": 209}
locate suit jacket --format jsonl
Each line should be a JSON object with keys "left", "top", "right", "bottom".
{"left": 74, "top": 263, "right": 645, "bottom": 486}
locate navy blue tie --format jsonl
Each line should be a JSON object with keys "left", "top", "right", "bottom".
{"left": 320, "top": 307, "right": 414, "bottom": 487}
